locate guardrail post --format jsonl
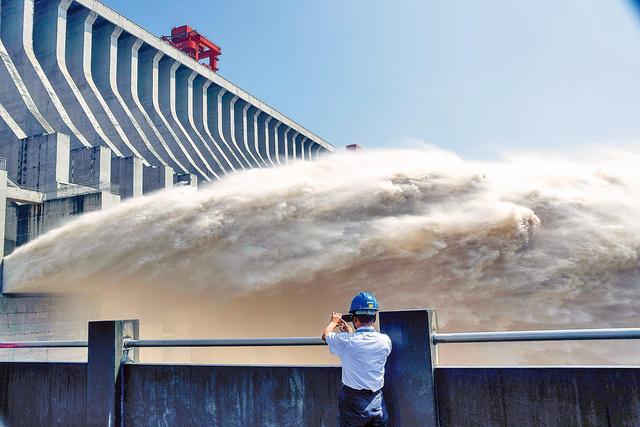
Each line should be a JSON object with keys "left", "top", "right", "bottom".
{"left": 379, "top": 309, "right": 439, "bottom": 426}
{"left": 87, "top": 320, "right": 139, "bottom": 427}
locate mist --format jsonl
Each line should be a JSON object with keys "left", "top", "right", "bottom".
{"left": 5, "top": 148, "right": 640, "bottom": 365}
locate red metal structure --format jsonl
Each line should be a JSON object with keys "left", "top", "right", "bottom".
{"left": 162, "top": 25, "right": 222, "bottom": 72}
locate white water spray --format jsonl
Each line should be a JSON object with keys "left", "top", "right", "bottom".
{"left": 6, "top": 148, "right": 640, "bottom": 364}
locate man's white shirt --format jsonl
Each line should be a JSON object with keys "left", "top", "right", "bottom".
{"left": 325, "top": 326, "right": 392, "bottom": 391}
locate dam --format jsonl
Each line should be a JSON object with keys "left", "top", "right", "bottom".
{"left": 0, "top": 0, "right": 333, "bottom": 255}
{"left": 0, "top": 0, "right": 334, "bottom": 359}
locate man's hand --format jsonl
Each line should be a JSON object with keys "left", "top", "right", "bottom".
{"left": 322, "top": 312, "right": 352, "bottom": 341}
{"left": 331, "top": 312, "right": 343, "bottom": 325}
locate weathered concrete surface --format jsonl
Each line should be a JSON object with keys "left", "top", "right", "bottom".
{"left": 435, "top": 367, "right": 640, "bottom": 427}
{"left": 87, "top": 320, "right": 139, "bottom": 426}
{"left": 0, "top": 295, "right": 90, "bottom": 361}
{"left": 123, "top": 364, "right": 341, "bottom": 426}
{"left": 0, "top": 362, "right": 86, "bottom": 425}
{"left": 380, "top": 310, "right": 439, "bottom": 427}
{"left": 70, "top": 145, "right": 111, "bottom": 186}
{"left": 208, "top": 86, "right": 243, "bottom": 170}
{"left": 142, "top": 164, "right": 173, "bottom": 194}
{"left": 111, "top": 155, "right": 143, "bottom": 199}
{"left": 4, "top": 132, "right": 70, "bottom": 192}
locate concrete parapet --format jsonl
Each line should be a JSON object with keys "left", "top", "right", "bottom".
{"left": 124, "top": 364, "right": 341, "bottom": 426}
{"left": 3, "top": 313, "right": 640, "bottom": 425}
{"left": 0, "top": 362, "right": 87, "bottom": 425}
{"left": 435, "top": 367, "right": 640, "bottom": 426}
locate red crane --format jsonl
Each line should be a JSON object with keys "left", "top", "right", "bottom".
{"left": 162, "top": 25, "right": 222, "bottom": 72}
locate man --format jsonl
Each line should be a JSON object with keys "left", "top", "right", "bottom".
{"left": 321, "top": 292, "right": 392, "bottom": 427}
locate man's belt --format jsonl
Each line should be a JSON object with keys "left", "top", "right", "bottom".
{"left": 341, "top": 384, "right": 381, "bottom": 395}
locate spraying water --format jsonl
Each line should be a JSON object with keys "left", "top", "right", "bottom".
{"left": 5, "top": 148, "right": 640, "bottom": 365}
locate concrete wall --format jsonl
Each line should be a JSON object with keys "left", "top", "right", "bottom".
{"left": 435, "top": 367, "right": 640, "bottom": 427}
{"left": 123, "top": 364, "right": 342, "bottom": 426}
{"left": 0, "top": 362, "right": 86, "bottom": 426}
{"left": 2, "top": 362, "right": 640, "bottom": 426}
{"left": 0, "top": 295, "right": 89, "bottom": 361}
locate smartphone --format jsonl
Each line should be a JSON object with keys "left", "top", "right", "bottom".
{"left": 341, "top": 314, "right": 354, "bottom": 322}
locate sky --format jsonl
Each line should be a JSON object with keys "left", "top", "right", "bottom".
{"left": 102, "top": 0, "right": 640, "bottom": 158}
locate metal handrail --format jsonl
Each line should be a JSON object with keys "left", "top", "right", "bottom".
{"left": 0, "top": 340, "right": 88, "bottom": 348}
{"left": 124, "top": 337, "right": 326, "bottom": 348}
{"left": 433, "top": 328, "right": 640, "bottom": 344}
{"left": 5, "top": 327, "right": 640, "bottom": 350}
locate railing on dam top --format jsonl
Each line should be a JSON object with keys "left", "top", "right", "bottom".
{"left": 5, "top": 327, "right": 640, "bottom": 350}
{"left": 123, "top": 337, "right": 326, "bottom": 348}
{"left": 0, "top": 337, "right": 326, "bottom": 350}
{"left": 432, "top": 327, "right": 640, "bottom": 344}
{"left": 0, "top": 340, "right": 88, "bottom": 348}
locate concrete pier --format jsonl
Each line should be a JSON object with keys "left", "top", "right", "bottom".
{"left": 111, "top": 156, "right": 143, "bottom": 199}
{"left": 142, "top": 164, "right": 173, "bottom": 194}
{"left": 70, "top": 145, "right": 111, "bottom": 186}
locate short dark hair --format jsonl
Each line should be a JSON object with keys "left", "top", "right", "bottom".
{"left": 355, "top": 314, "right": 376, "bottom": 324}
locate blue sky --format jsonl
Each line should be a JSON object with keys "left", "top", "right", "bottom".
{"left": 103, "top": 0, "right": 640, "bottom": 158}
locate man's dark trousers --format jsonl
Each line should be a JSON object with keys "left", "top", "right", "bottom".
{"left": 338, "top": 385, "right": 388, "bottom": 427}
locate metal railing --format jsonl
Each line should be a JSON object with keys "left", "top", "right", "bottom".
{"left": 124, "top": 337, "right": 326, "bottom": 348}
{"left": 0, "top": 337, "right": 326, "bottom": 350}
{"left": 432, "top": 327, "right": 640, "bottom": 344}
{"left": 0, "top": 340, "right": 87, "bottom": 349}
{"left": 47, "top": 181, "right": 120, "bottom": 200}
{"left": 4, "top": 328, "right": 640, "bottom": 351}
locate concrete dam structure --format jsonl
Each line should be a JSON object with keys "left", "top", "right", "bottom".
{"left": 0, "top": 0, "right": 334, "bottom": 257}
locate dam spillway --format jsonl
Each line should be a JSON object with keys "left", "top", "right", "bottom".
{"left": 0, "top": 0, "right": 334, "bottom": 360}
{"left": 0, "top": 0, "right": 334, "bottom": 256}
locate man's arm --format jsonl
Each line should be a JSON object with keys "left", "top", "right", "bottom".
{"left": 322, "top": 312, "right": 346, "bottom": 341}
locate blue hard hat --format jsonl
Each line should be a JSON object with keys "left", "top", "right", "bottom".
{"left": 349, "top": 292, "right": 379, "bottom": 315}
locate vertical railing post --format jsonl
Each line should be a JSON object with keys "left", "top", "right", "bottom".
{"left": 86, "top": 320, "right": 139, "bottom": 427}
{"left": 379, "top": 309, "right": 439, "bottom": 426}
